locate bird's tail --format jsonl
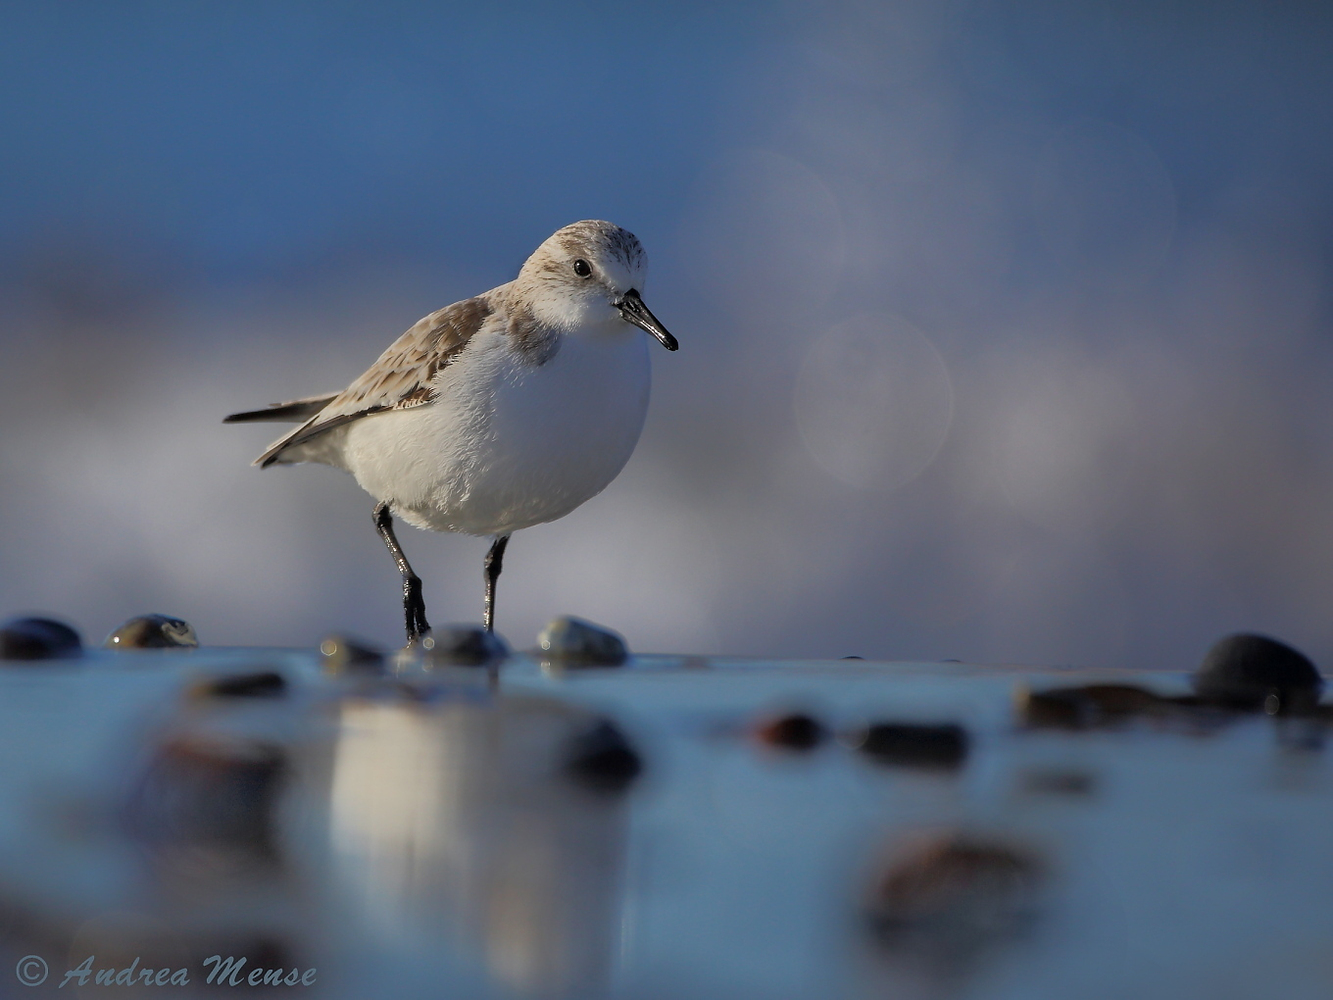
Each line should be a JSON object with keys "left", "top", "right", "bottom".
{"left": 222, "top": 393, "right": 338, "bottom": 424}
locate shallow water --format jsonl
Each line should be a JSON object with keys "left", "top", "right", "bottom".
{"left": 0, "top": 648, "right": 1329, "bottom": 998}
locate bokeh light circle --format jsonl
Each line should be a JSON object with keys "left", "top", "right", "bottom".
{"left": 794, "top": 314, "right": 953, "bottom": 490}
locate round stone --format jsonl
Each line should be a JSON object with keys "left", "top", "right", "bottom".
{"left": 128, "top": 736, "right": 287, "bottom": 858}
{"left": 852, "top": 722, "right": 969, "bottom": 770}
{"left": 422, "top": 625, "right": 508, "bottom": 667}
{"left": 0, "top": 617, "right": 82, "bottom": 661}
{"left": 1195, "top": 633, "right": 1323, "bottom": 712}
{"left": 1018, "top": 683, "right": 1163, "bottom": 729}
{"left": 564, "top": 719, "right": 642, "bottom": 794}
{"left": 538, "top": 616, "right": 628, "bottom": 667}
{"left": 754, "top": 712, "right": 827, "bottom": 751}
{"left": 865, "top": 833, "right": 1043, "bottom": 963}
{"left": 190, "top": 671, "right": 287, "bottom": 699}
{"left": 105, "top": 614, "right": 198, "bottom": 649}
{"left": 319, "top": 634, "right": 385, "bottom": 675}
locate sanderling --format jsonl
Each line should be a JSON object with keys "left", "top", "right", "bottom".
{"left": 225, "top": 220, "right": 677, "bottom": 644}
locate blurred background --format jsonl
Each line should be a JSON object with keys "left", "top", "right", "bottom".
{"left": 1, "top": 0, "right": 1331, "bottom": 666}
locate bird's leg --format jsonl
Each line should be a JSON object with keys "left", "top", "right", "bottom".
{"left": 483, "top": 534, "right": 511, "bottom": 633}
{"left": 373, "top": 502, "right": 431, "bottom": 644}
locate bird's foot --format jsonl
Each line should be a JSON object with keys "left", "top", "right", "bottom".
{"left": 404, "top": 628, "right": 433, "bottom": 651}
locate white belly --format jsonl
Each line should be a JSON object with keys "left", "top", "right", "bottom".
{"left": 337, "top": 326, "right": 652, "bottom": 536}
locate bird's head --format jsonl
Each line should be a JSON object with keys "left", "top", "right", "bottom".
{"left": 514, "top": 220, "right": 677, "bottom": 350}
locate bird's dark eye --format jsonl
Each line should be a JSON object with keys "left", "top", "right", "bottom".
{"left": 573, "top": 258, "right": 592, "bottom": 278}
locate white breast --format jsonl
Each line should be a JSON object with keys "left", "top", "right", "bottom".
{"left": 338, "top": 324, "right": 652, "bottom": 536}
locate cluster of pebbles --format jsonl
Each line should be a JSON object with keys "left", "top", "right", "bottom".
{"left": 746, "top": 632, "right": 1325, "bottom": 755}
{"left": 16, "top": 608, "right": 1316, "bottom": 719}
{"left": 0, "top": 612, "right": 628, "bottom": 665}
{"left": 0, "top": 610, "right": 646, "bottom": 803}
{"left": 1, "top": 612, "right": 1322, "bottom": 794}
{"left": 0, "top": 610, "right": 1327, "bottom": 990}
{"left": 733, "top": 632, "right": 1327, "bottom": 968}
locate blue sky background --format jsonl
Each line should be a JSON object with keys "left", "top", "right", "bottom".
{"left": 2, "top": 1, "right": 1332, "bottom": 667}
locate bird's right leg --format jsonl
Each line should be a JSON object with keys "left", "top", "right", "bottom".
{"left": 483, "top": 534, "right": 511, "bottom": 634}
{"left": 373, "top": 502, "right": 431, "bottom": 644}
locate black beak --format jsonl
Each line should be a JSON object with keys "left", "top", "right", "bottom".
{"left": 617, "top": 288, "right": 678, "bottom": 351}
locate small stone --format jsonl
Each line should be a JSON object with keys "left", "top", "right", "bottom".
{"left": 852, "top": 722, "right": 969, "bottom": 770}
{"left": 755, "top": 712, "right": 827, "bottom": 751}
{"left": 1195, "top": 633, "right": 1323, "bottom": 712}
{"left": 538, "top": 616, "right": 628, "bottom": 667}
{"left": 105, "top": 614, "right": 198, "bottom": 649}
{"left": 190, "top": 671, "right": 287, "bottom": 699}
{"left": 865, "top": 833, "right": 1043, "bottom": 963}
{"left": 127, "top": 736, "right": 287, "bottom": 860}
{"left": 0, "top": 616, "right": 82, "bottom": 661}
{"left": 1018, "top": 768, "right": 1097, "bottom": 796}
{"left": 421, "top": 625, "right": 508, "bottom": 667}
{"left": 564, "top": 719, "right": 642, "bottom": 794}
{"left": 1018, "top": 683, "right": 1164, "bottom": 729}
{"left": 319, "top": 634, "right": 385, "bottom": 675}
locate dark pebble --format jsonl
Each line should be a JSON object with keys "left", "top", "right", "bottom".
{"left": 105, "top": 614, "right": 198, "bottom": 649}
{"left": 1019, "top": 684, "right": 1164, "bottom": 730}
{"left": 564, "top": 719, "right": 642, "bottom": 794}
{"left": 853, "top": 722, "right": 969, "bottom": 770}
{"left": 127, "top": 736, "right": 286, "bottom": 860}
{"left": 538, "top": 616, "right": 628, "bottom": 667}
{"left": 192, "top": 671, "right": 287, "bottom": 699}
{"left": 754, "top": 712, "right": 827, "bottom": 751}
{"left": 865, "top": 833, "right": 1042, "bottom": 962}
{"left": 319, "top": 634, "right": 385, "bottom": 675}
{"left": 1018, "top": 768, "right": 1097, "bottom": 796}
{"left": 1195, "top": 633, "right": 1323, "bottom": 713}
{"left": 422, "top": 625, "right": 508, "bottom": 667}
{"left": 0, "top": 616, "right": 82, "bottom": 661}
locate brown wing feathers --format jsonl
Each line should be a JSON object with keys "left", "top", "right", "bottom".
{"left": 237, "top": 295, "right": 494, "bottom": 468}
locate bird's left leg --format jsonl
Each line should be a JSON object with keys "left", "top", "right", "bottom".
{"left": 483, "top": 534, "right": 511, "bottom": 633}
{"left": 373, "top": 501, "right": 431, "bottom": 644}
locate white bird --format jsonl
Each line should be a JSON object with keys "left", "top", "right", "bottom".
{"left": 225, "top": 220, "right": 677, "bottom": 644}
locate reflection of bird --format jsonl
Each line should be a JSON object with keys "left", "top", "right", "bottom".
{"left": 225, "top": 221, "right": 677, "bottom": 644}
